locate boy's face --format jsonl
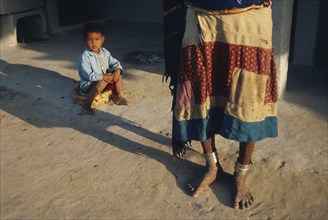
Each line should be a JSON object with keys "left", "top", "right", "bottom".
{"left": 85, "top": 32, "right": 105, "bottom": 54}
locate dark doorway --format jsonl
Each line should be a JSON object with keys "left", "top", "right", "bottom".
{"left": 288, "top": 0, "right": 298, "bottom": 63}
{"left": 314, "top": 1, "right": 328, "bottom": 66}
{"left": 16, "top": 15, "right": 48, "bottom": 43}
{"left": 57, "top": 0, "right": 99, "bottom": 26}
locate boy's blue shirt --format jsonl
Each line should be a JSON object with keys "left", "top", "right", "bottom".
{"left": 78, "top": 47, "right": 123, "bottom": 92}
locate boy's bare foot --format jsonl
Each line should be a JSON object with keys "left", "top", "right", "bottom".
{"left": 82, "top": 104, "right": 94, "bottom": 115}
{"left": 112, "top": 95, "right": 131, "bottom": 106}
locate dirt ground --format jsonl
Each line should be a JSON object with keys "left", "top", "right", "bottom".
{"left": 1, "top": 20, "right": 327, "bottom": 219}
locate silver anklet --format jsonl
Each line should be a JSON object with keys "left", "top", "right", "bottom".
{"left": 205, "top": 151, "right": 218, "bottom": 166}
{"left": 235, "top": 161, "right": 251, "bottom": 175}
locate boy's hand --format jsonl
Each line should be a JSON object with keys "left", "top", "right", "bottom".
{"left": 103, "top": 73, "right": 114, "bottom": 83}
{"left": 103, "top": 69, "right": 121, "bottom": 83}
{"left": 111, "top": 69, "right": 122, "bottom": 82}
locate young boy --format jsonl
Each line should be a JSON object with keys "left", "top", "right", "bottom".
{"left": 78, "top": 23, "right": 130, "bottom": 114}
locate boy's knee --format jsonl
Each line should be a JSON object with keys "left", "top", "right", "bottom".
{"left": 94, "top": 81, "right": 107, "bottom": 92}
{"left": 115, "top": 75, "right": 122, "bottom": 82}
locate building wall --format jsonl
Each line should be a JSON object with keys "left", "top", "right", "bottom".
{"left": 272, "top": 0, "right": 294, "bottom": 97}
{"left": 0, "top": 0, "right": 44, "bottom": 15}
{"left": 0, "top": 0, "right": 48, "bottom": 46}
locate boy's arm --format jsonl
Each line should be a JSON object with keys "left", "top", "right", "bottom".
{"left": 79, "top": 54, "right": 103, "bottom": 82}
{"left": 107, "top": 51, "right": 123, "bottom": 73}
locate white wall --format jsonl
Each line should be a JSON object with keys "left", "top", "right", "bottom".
{"left": 272, "top": 0, "right": 294, "bottom": 98}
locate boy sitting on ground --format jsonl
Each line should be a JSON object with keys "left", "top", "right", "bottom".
{"left": 78, "top": 22, "right": 130, "bottom": 114}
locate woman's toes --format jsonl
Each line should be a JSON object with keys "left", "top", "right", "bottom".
{"left": 187, "top": 183, "right": 195, "bottom": 192}
{"left": 192, "top": 185, "right": 208, "bottom": 198}
{"left": 234, "top": 200, "right": 240, "bottom": 209}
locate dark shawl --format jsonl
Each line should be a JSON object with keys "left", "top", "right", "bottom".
{"left": 162, "top": 0, "right": 187, "bottom": 95}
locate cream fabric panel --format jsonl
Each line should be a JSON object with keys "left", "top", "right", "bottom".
{"left": 197, "top": 6, "right": 273, "bottom": 49}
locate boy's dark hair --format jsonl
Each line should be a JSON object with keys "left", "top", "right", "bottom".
{"left": 83, "top": 23, "right": 104, "bottom": 41}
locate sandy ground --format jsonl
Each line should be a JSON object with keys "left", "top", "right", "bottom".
{"left": 1, "top": 20, "right": 327, "bottom": 219}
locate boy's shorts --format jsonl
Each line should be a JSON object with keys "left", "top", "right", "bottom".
{"left": 72, "top": 81, "right": 116, "bottom": 107}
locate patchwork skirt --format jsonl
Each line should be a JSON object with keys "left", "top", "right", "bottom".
{"left": 173, "top": 4, "right": 278, "bottom": 143}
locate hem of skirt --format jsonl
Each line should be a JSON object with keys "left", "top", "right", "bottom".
{"left": 173, "top": 108, "right": 278, "bottom": 142}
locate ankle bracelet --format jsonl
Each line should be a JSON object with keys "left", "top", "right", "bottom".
{"left": 205, "top": 151, "right": 218, "bottom": 165}
{"left": 235, "top": 161, "right": 251, "bottom": 175}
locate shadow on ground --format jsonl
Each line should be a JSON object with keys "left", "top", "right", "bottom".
{"left": 0, "top": 59, "right": 235, "bottom": 208}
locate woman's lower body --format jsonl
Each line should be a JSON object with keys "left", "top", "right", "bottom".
{"left": 172, "top": 3, "right": 278, "bottom": 209}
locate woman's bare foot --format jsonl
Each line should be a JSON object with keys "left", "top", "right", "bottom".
{"left": 188, "top": 165, "right": 220, "bottom": 197}
{"left": 188, "top": 157, "right": 224, "bottom": 198}
{"left": 233, "top": 172, "right": 254, "bottom": 209}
